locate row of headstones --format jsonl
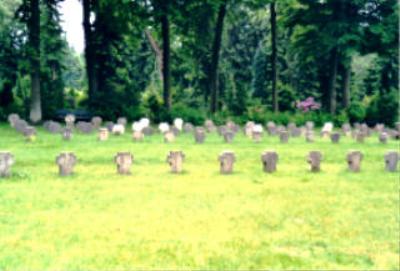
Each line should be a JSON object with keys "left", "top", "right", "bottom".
{"left": 1, "top": 150, "right": 398, "bottom": 178}
{"left": 7, "top": 113, "right": 400, "bottom": 143}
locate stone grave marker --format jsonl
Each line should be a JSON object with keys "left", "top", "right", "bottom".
{"left": 105, "top": 122, "right": 114, "bottom": 132}
{"left": 142, "top": 126, "right": 154, "bottom": 136}
{"left": 267, "top": 121, "right": 277, "bottom": 135}
{"left": 164, "top": 131, "right": 175, "bottom": 143}
{"left": 98, "top": 128, "right": 109, "bottom": 141}
{"left": 305, "top": 130, "right": 314, "bottom": 143}
{"left": 112, "top": 124, "right": 125, "bottom": 135}
{"left": 279, "top": 130, "right": 289, "bottom": 143}
{"left": 342, "top": 123, "right": 352, "bottom": 136}
{"left": 379, "top": 132, "right": 389, "bottom": 144}
{"left": 8, "top": 114, "right": 20, "bottom": 127}
{"left": 0, "top": 152, "right": 14, "bottom": 178}
{"left": 330, "top": 132, "right": 340, "bottom": 143}
{"left": 174, "top": 118, "right": 184, "bottom": 131}
{"left": 63, "top": 128, "right": 73, "bottom": 141}
{"left": 56, "top": 152, "right": 77, "bottom": 176}
{"left": 307, "top": 151, "right": 322, "bottom": 172}
{"left": 219, "top": 151, "right": 235, "bottom": 174}
{"left": 132, "top": 131, "right": 144, "bottom": 141}
{"left": 223, "top": 131, "right": 235, "bottom": 143}
{"left": 194, "top": 127, "right": 206, "bottom": 143}
{"left": 23, "top": 126, "right": 36, "bottom": 142}
{"left": 76, "top": 121, "right": 93, "bottom": 134}
{"left": 384, "top": 151, "right": 399, "bottom": 172}
{"left": 183, "top": 123, "right": 194, "bottom": 133}
{"left": 305, "top": 121, "right": 314, "bottom": 131}
{"left": 166, "top": 151, "right": 185, "bottom": 173}
{"left": 65, "top": 114, "right": 75, "bottom": 129}
{"left": 261, "top": 151, "right": 278, "bottom": 173}
{"left": 91, "top": 116, "right": 102, "bottom": 128}
{"left": 114, "top": 152, "right": 133, "bottom": 175}
{"left": 321, "top": 122, "right": 333, "bottom": 137}
{"left": 117, "top": 117, "right": 127, "bottom": 127}
{"left": 347, "top": 151, "right": 363, "bottom": 172}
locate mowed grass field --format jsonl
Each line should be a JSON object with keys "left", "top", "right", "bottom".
{"left": 0, "top": 124, "right": 399, "bottom": 270}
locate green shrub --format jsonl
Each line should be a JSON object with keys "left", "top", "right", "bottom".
{"left": 366, "top": 90, "right": 399, "bottom": 126}
{"left": 347, "top": 102, "right": 366, "bottom": 123}
{"left": 170, "top": 104, "right": 206, "bottom": 126}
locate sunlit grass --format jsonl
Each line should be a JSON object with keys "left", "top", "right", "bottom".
{"left": 0, "top": 124, "right": 399, "bottom": 270}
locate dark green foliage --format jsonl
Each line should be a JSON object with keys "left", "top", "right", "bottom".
{"left": 347, "top": 102, "right": 366, "bottom": 124}
{"left": 0, "top": 0, "right": 397, "bottom": 125}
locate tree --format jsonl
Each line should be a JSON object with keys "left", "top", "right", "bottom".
{"left": 27, "top": 0, "right": 41, "bottom": 123}
{"left": 209, "top": 0, "right": 227, "bottom": 113}
{"left": 270, "top": 1, "right": 278, "bottom": 112}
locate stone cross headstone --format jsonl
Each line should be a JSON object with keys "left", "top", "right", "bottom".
{"left": 347, "top": 151, "right": 363, "bottom": 172}
{"left": 45, "top": 121, "right": 62, "bottom": 134}
{"left": 218, "top": 125, "right": 227, "bottom": 136}
{"left": 56, "top": 152, "right": 77, "bottom": 176}
{"left": 307, "top": 151, "right": 322, "bottom": 172}
{"left": 379, "top": 132, "right": 388, "bottom": 144}
{"left": 166, "top": 151, "right": 185, "bottom": 173}
{"left": 132, "top": 131, "right": 144, "bottom": 141}
{"left": 98, "top": 128, "right": 109, "bottom": 141}
{"left": 23, "top": 126, "right": 36, "bottom": 142}
{"left": 142, "top": 126, "right": 154, "bottom": 136}
{"left": 114, "top": 152, "right": 133, "bottom": 175}
{"left": 219, "top": 151, "right": 235, "bottom": 174}
{"left": 0, "top": 152, "right": 14, "bottom": 178}
{"left": 65, "top": 114, "right": 75, "bottom": 129}
{"left": 117, "top": 117, "right": 127, "bottom": 127}
{"left": 330, "top": 132, "right": 340, "bottom": 143}
{"left": 170, "top": 126, "right": 180, "bottom": 137}
{"left": 159, "top": 123, "right": 170, "bottom": 134}
{"left": 223, "top": 131, "right": 235, "bottom": 143}
{"left": 245, "top": 121, "right": 255, "bottom": 137}
{"left": 105, "top": 122, "right": 114, "bottom": 132}
{"left": 305, "top": 121, "right": 314, "bottom": 131}
{"left": 321, "top": 122, "right": 333, "bottom": 137}
{"left": 112, "top": 124, "right": 125, "bottom": 135}
{"left": 267, "top": 121, "right": 277, "bottom": 135}
{"left": 355, "top": 131, "right": 365, "bottom": 143}
{"left": 91, "top": 116, "right": 102, "bottom": 128}
{"left": 183, "top": 123, "right": 194, "bottom": 133}
{"left": 63, "top": 128, "right": 73, "bottom": 141}
{"left": 164, "top": 131, "right": 175, "bottom": 143}
{"left": 8, "top": 114, "right": 20, "bottom": 127}
{"left": 76, "top": 121, "right": 93, "bottom": 134}
{"left": 194, "top": 127, "right": 206, "bottom": 143}
{"left": 305, "top": 130, "right": 314, "bottom": 143}
{"left": 279, "top": 130, "right": 289, "bottom": 143}
{"left": 291, "top": 127, "right": 302, "bottom": 137}
{"left": 342, "top": 123, "right": 352, "bottom": 136}
{"left": 205, "top": 120, "right": 216, "bottom": 133}
{"left": 174, "top": 118, "right": 184, "bottom": 131}
{"left": 384, "top": 151, "right": 399, "bottom": 172}
{"left": 375, "top": 123, "right": 385, "bottom": 133}
{"left": 261, "top": 151, "right": 278, "bottom": 173}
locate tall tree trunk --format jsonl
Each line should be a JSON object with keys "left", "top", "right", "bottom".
{"left": 145, "top": 30, "right": 163, "bottom": 82}
{"left": 209, "top": 0, "right": 227, "bottom": 113}
{"left": 328, "top": 47, "right": 338, "bottom": 115}
{"left": 82, "top": 0, "right": 97, "bottom": 105}
{"left": 270, "top": 1, "right": 279, "bottom": 112}
{"left": 342, "top": 63, "right": 351, "bottom": 109}
{"left": 160, "top": 4, "right": 171, "bottom": 111}
{"left": 29, "top": 0, "right": 41, "bottom": 123}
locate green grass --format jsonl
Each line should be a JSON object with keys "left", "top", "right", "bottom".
{"left": 0, "top": 124, "right": 399, "bottom": 270}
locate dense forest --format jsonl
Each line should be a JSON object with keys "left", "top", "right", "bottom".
{"left": 0, "top": 0, "right": 398, "bottom": 126}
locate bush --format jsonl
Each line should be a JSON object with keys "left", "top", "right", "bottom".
{"left": 366, "top": 90, "right": 399, "bottom": 126}
{"left": 170, "top": 104, "right": 206, "bottom": 126}
{"left": 347, "top": 102, "right": 366, "bottom": 123}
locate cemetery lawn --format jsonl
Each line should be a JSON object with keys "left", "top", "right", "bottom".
{"left": 0, "top": 124, "right": 399, "bottom": 270}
